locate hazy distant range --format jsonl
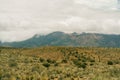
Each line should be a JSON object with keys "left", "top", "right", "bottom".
{"left": 0, "top": 31, "right": 120, "bottom": 48}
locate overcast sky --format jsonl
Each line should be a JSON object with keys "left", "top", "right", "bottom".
{"left": 0, "top": 0, "right": 120, "bottom": 42}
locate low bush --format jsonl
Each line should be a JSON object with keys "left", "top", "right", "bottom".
{"left": 107, "top": 61, "right": 113, "bottom": 65}
{"left": 42, "top": 63, "right": 50, "bottom": 68}
{"left": 39, "top": 58, "right": 45, "bottom": 62}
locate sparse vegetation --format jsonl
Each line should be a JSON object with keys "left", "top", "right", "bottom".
{"left": 0, "top": 46, "right": 120, "bottom": 80}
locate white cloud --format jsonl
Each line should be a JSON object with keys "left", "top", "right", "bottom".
{"left": 0, "top": 0, "right": 120, "bottom": 42}
{"left": 74, "top": 0, "right": 117, "bottom": 10}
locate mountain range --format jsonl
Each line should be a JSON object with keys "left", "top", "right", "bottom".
{"left": 0, "top": 31, "right": 120, "bottom": 48}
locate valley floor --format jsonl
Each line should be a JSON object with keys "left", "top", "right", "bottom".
{"left": 0, "top": 47, "right": 120, "bottom": 80}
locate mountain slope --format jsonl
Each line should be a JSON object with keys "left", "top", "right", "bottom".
{"left": 1, "top": 31, "right": 120, "bottom": 47}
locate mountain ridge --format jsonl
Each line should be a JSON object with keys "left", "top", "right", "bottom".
{"left": 0, "top": 31, "right": 120, "bottom": 48}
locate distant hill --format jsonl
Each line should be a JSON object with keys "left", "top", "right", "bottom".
{"left": 1, "top": 31, "right": 120, "bottom": 48}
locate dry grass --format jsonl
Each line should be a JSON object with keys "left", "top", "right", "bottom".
{"left": 0, "top": 46, "right": 120, "bottom": 80}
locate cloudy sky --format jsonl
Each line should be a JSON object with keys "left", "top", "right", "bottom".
{"left": 0, "top": 0, "right": 120, "bottom": 42}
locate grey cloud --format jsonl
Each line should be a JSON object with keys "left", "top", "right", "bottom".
{"left": 0, "top": 0, "right": 120, "bottom": 42}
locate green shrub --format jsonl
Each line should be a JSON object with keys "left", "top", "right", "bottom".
{"left": 43, "top": 63, "right": 50, "bottom": 68}
{"left": 79, "top": 63, "right": 87, "bottom": 69}
{"left": 47, "top": 59, "right": 52, "bottom": 63}
{"left": 9, "top": 62, "right": 18, "bottom": 67}
{"left": 90, "top": 59, "right": 95, "bottom": 62}
{"left": 39, "top": 58, "right": 45, "bottom": 62}
{"left": 62, "top": 59, "right": 67, "bottom": 63}
{"left": 73, "top": 59, "right": 87, "bottom": 68}
{"left": 82, "top": 59, "right": 87, "bottom": 62}
{"left": 113, "top": 60, "right": 119, "bottom": 64}
{"left": 54, "top": 63, "right": 59, "bottom": 66}
{"left": 90, "top": 63, "right": 94, "bottom": 66}
{"left": 107, "top": 61, "right": 113, "bottom": 65}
